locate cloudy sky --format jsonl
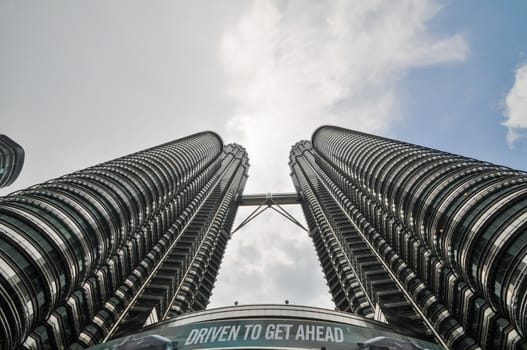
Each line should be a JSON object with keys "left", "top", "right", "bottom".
{"left": 1, "top": 1, "right": 527, "bottom": 309}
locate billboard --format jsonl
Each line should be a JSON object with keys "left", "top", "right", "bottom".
{"left": 89, "top": 318, "right": 444, "bottom": 350}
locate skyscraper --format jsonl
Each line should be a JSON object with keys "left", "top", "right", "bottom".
{"left": 289, "top": 125, "right": 527, "bottom": 349}
{"left": 0, "top": 132, "right": 249, "bottom": 349}
{"left": 3, "top": 126, "right": 527, "bottom": 350}
{"left": 0, "top": 135, "right": 24, "bottom": 188}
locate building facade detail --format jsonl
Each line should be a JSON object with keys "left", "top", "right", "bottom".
{"left": 0, "top": 133, "right": 248, "bottom": 349}
{"left": 0, "top": 135, "right": 24, "bottom": 188}
{"left": 290, "top": 126, "right": 527, "bottom": 349}
{"left": 3, "top": 126, "right": 527, "bottom": 350}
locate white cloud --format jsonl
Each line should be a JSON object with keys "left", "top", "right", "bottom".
{"left": 221, "top": 0, "right": 467, "bottom": 193}
{"left": 504, "top": 64, "right": 527, "bottom": 147}
{"left": 210, "top": 207, "right": 334, "bottom": 309}
{"left": 211, "top": 0, "right": 467, "bottom": 308}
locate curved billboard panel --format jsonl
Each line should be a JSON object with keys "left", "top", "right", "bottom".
{"left": 88, "top": 305, "right": 443, "bottom": 350}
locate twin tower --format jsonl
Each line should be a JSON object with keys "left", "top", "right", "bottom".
{"left": 1, "top": 126, "right": 527, "bottom": 350}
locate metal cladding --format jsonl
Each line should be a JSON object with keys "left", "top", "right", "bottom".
{"left": 0, "top": 135, "right": 24, "bottom": 188}
{"left": 0, "top": 132, "right": 249, "bottom": 350}
{"left": 290, "top": 125, "right": 527, "bottom": 350}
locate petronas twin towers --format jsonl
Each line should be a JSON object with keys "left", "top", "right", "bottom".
{"left": 1, "top": 126, "right": 527, "bottom": 350}
{"left": 0, "top": 133, "right": 248, "bottom": 349}
{"left": 291, "top": 127, "right": 527, "bottom": 349}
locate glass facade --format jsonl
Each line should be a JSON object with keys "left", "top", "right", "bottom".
{"left": 290, "top": 126, "right": 527, "bottom": 350}
{"left": 0, "top": 133, "right": 249, "bottom": 349}
{"left": 3, "top": 126, "right": 527, "bottom": 350}
{"left": 0, "top": 134, "right": 24, "bottom": 188}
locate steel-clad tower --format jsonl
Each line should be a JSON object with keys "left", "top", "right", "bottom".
{"left": 3, "top": 126, "right": 527, "bottom": 350}
{"left": 290, "top": 126, "right": 527, "bottom": 350}
{"left": 0, "top": 132, "right": 248, "bottom": 349}
{"left": 0, "top": 135, "right": 24, "bottom": 188}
